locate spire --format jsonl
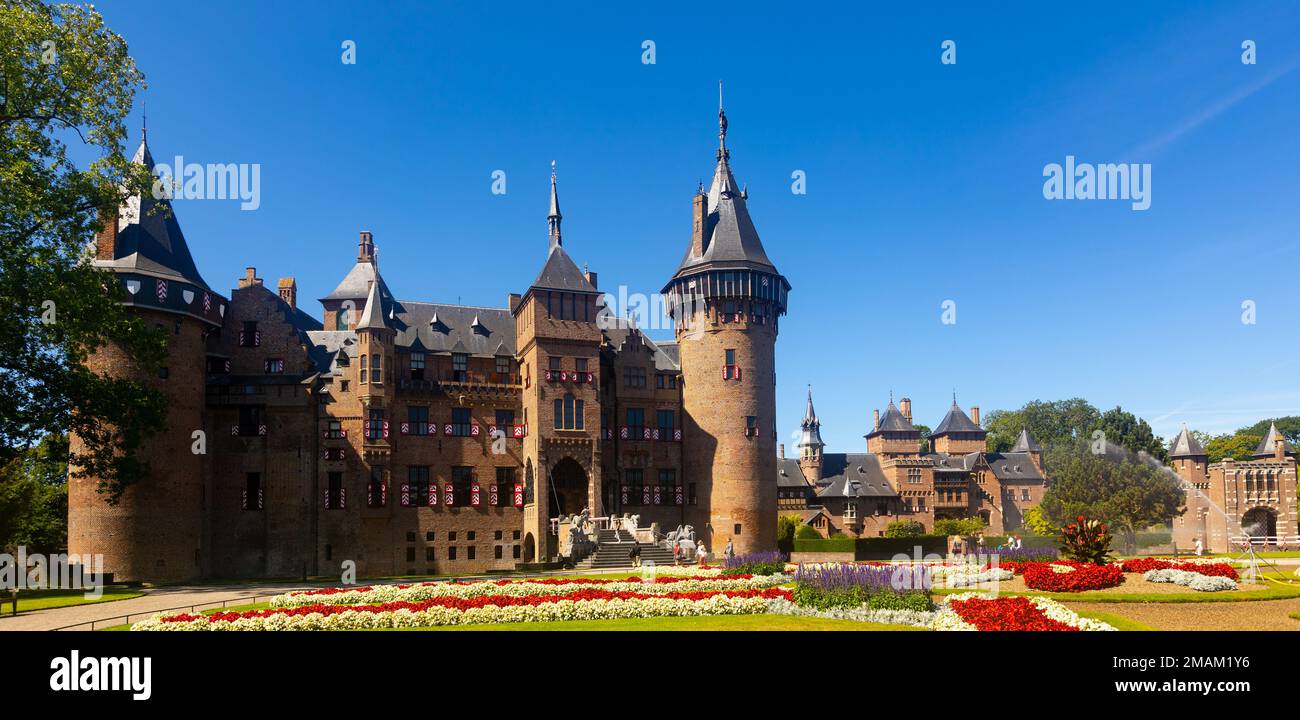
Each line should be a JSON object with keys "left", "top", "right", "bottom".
{"left": 548, "top": 160, "right": 562, "bottom": 249}
{"left": 717, "top": 80, "right": 729, "bottom": 163}
{"left": 355, "top": 279, "right": 387, "bottom": 332}
{"left": 1252, "top": 422, "right": 1295, "bottom": 458}
{"left": 797, "top": 385, "right": 824, "bottom": 450}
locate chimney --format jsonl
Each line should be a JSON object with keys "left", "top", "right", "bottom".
{"left": 584, "top": 270, "right": 598, "bottom": 289}
{"left": 873, "top": 408, "right": 880, "bottom": 430}
{"left": 238, "top": 267, "right": 262, "bottom": 289}
{"left": 278, "top": 277, "right": 297, "bottom": 309}
{"left": 779, "top": 443, "right": 785, "bottom": 460}
{"left": 357, "top": 230, "right": 375, "bottom": 262}
{"left": 690, "top": 191, "right": 707, "bottom": 257}
{"left": 900, "top": 397, "right": 912, "bottom": 423}
{"left": 508, "top": 293, "right": 522, "bottom": 314}
{"left": 971, "top": 406, "right": 980, "bottom": 425}
{"left": 1276, "top": 436, "right": 1287, "bottom": 462}
{"left": 95, "top": 208, "right": 118, "bottom": 261}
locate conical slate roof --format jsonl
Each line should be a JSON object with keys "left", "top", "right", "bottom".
{"left": 932, "top": 401, "right": 986, "bottom": 437}
{"left": 531, "top": 244, "right": 597, "bottom": 293}
{"left": 1011, "top": 427, "right": 1043, "bottom": 453}
{"left": 867, "top": 401, "right": 918, "bottom": 438}
{"left": 671, "top": 108, "right": 778, "bottom": 278}
{"left": 1168, "top": 426, "right": 1206, "bottom": 459}
{"left": 355, "top": 279, "right": 388, "bottom": 331}
{"left": 1252, "top": 423, "right": 1295, "bottom": 458}
{"left": 97, "top": 134, "right": 210, "bottom": 289}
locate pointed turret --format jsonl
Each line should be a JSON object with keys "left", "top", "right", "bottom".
{"left": 355, "top": 279, "right": 387, "bottom": 332}
{"left": 796, "top": 386, "right": 825, "bottom": 483}
{"left": 931, "top": 397, "right": 987, "bottom": 454}
{"left": 529, "top": 164, "right": 597, "bottom": 294}
{"left": 1252, "top": 423, "right": 1295, "bottom": 459}
{"left": 1168, "top": 425, "right": 1206, "bottom": 460}
{"left": 548, "top": 160, "right": 562, "bottom": 249}
{"left": 1011, "top": 427, "right": 1044, "bottom": 454}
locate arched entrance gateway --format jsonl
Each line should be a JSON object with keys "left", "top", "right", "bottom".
{"left": 1241, "top": 507, "right": 1278, "bottom": 541}
{"left": 548, "top": 457, "right": 589, "bottom": 519}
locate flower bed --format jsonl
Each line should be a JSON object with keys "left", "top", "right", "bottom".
{"left": 766, "top": 592, "right": 1115, "bottom": 631}
{"left": 270, "top": 574, "right": 788, "bottom": 608}
{"left": 134, "top": 588, "right": 792, "bottom": 631}
{"left": 721, "top": 551, "right": 788, "bottom": 576}
{"left": 1016, "top": 561, "right": 1125, "bottom": 592}
{"left": 1119, "top": 558, "right": 1238, "bottom": 580}
{"left": 791, "top": 563, "right": 931, "bottom": 611}
{"left": 943, "top": 593, "right": 1117, "bottom": 631}
{"left": 1144, "top": 569, "right": 1237, "bottom": 592}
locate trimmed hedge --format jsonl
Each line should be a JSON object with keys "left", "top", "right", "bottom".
{"left": 793, "top": 535, "right": 949, "bottom": 559}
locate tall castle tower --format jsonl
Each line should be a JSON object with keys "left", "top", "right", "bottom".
{"left": 664, "top": 103, "right": 790, "bottom": 555}
{"left": 514, "top": 165, "right": 604, "bottom": 562}
{"left": 68, "top": 129, "right": 228, "bottom": 582}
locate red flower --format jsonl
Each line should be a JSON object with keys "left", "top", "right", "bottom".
{"left": 949, "top": 596, "right": 1077, "bottom": 631}
{"left": 1019, "top": 561, "right": 1124, "bottom": 592}
{"left": 1076, "top": 515, "right": 1085, "bottom": 523}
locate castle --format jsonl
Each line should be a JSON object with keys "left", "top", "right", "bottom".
{"left": 1168, "top": 425, "right": 1298, "bottom": 553}
{"left": 68, "top": 108, "right": 789, "bottom": 582}
{"left": 777, "top": 388, "right": 1049, "bottom": 538}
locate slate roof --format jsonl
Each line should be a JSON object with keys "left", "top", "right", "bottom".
{"left": 926, "top": 452, "right": 980, "bottom": 473}
{"left": 984, "top": 452, "right": 1047, "bottom": 481}
{"left": 305, "top": 329, "right": 358, "bottom": 376}
{"left": 531, "top": 244, "right": 597, "bottom": 293}
{"left": 1252, "top": 423, "right": 1296, "bottom": 458}
{"left": 932, "top": 402, "right": 985, "bottom": 436}
{"left": 1168, "top": 426, "right": 1207, "bottom": 459}
{"left": 321, "top": 260, "right": 396, "bottom": 303}
{"left": 601, "top": 325, "right": 681, "bottom": 372}
{"left": 1011, "top": 428, "right": 1044, "bottom": 453}
{"left": 94, "top": 136, "right": 211, "bottom": 289}
{"left": 776, "top": 458, "right": 808, "bottom": 488}
{"left": 814, "top": 454, "right": 899, "bottom": 498}
{"left": 866, "top": 401, "right": 919, "bottom": 437}
{"left": 355, "top": 277, "right": 388, "bottom": 331}
{"left": 671, "top": 113, "right": 779, "bottom": 278}
{"left": 392, "top": 302, "right": 515, "bottom": 357}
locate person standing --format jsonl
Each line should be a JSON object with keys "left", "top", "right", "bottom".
{"left": 1194, "top": 537, "right": 1204, "bottom": 556}
{"left": 629, "top": 543, "right": 641, "bottom": 568}
{"left": 672, "top": 540, "right": 682, "bottom": 566}
{"left": 696, "top": 544, "right": 709, "bottom": 566}
{"left": 724, "top": 539, "right": 735, "bottom": 560}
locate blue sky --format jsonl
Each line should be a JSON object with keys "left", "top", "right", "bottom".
{"left": 93, "top": 0, "right": 1300, "bottom": 450}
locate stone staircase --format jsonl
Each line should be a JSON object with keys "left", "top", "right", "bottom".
{"left": 576, "top": 528, "right": 675, "bottom": 570}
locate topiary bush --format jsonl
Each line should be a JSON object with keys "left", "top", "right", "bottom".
{"left": 884, "top": 520, "right": 925, "bottom": 538}
{"left": 794, "top": 524, "right": 822, "bottom": 540}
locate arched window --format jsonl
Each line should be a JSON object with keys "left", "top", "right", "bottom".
{"left": 336, "top": 307, "right": 350, "bottom": 330}
{"left": 371, "top": 354, "right": 382, "bottom": 384}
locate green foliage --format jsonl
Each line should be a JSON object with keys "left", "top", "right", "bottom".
{"left": 0, "top": 434, "right": 69, "bottom": 553}
{"left": 1039, "top": 439, "right": 1185, "bottom": 554}
{"left": 795, "top": 524, "right": 822, "bottom": 540}
{"left": 984, "top": 398, "right": 1100, "bottom": 453}
{"left": 1, "top": 0, "right": 168, "bottom": 501}
{"left": 883, "top": 519, "right": 925, "bottom": 538}
{"left": 1093, "top": 406, "right": 1168, "bottom": 463}
{"left": 777, "top": 514, "right": 800, "bottom": 553}
{"left": 1022, "top": 505, "right": 1057, "bottom": 537}
{"left": 1237, "top": 417, "right": 1300, "bottom": 445}
{"left": 932, "top": 517, "right": 985, "bottom": 537}
{"left": 914, "top": 423, "right": 931, "bottom": 453}
{"left": 1202, "top": 433, "right": 1263, "bottom": 463}
{"left": 866, "top": 590, "right": 933, "bottom": 612}
{"left": 1059, "top": 516, "right": 1113, "bottom": 564}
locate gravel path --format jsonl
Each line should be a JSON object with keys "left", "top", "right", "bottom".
{"left": 1065, "top": 597, "right": 1300, "bottom": 631}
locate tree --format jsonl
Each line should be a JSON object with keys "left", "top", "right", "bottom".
{"left": 914, "top": 423, "right": 932, "bottom": 453}
{"left": 777, "top": 514, "right": 800, "bottom": 553}
{"left": 984, "top": 398, "right": 1101, "bottom": 453}
{"left": 1038, "top": 439, "right": 1185, "bottom": 554}
{"left": 932, "top": 517, "right": 985, "bottom": 537}
{"left": 1093, "top": 406, "right": 1168, "bottom": 463}
{"left": 1021, "top": 505, "right": 1056, "bottom": 537}
{"left": 1202, "top": 433, "right": 1262, "bottom": 463}
{"left": 1, "top": 0, "right": 167, "bottom": 501}
{"left": 1237, "top": 417, "right": 1300, "bottom": 445}
{"left": 0, "top": 433, "right": 68, "bottom": 553}
{"left": 795, "top": 524, "right": 821, "bottom": 540}
{"left": 884, "top": 520, "right": 925, "bottom": 538}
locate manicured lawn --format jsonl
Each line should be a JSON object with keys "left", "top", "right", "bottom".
{"left": 2, "top": 586, "right": 142, "bottom": 614}
{"left": 1072, "top": 609, "right": 1156, "bottom": 631}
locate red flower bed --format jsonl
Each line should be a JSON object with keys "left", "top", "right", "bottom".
{"left": 1019, "top": 561, "right": 1125, "bottom": 592}
{"left": 161, "top": 587, "right": 792, "bottom": 624}
{"left": 1118, "top": 558, "right": 1238, "bottom": 580}
{"left": 949, "top": 596, "right": 1078, "bottom": 631}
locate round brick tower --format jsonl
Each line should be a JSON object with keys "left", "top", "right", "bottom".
{"left": 665, "top": 103, "right": 789, "bottom": 556}
{"left": 67, "top": 131, "right": 227, "bottom": 583}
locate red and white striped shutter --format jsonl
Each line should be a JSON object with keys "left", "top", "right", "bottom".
{"left": 652, "top": 428, "right": 660, "bottom": 441}
{"left": 674, "top": 428, "right": 682, "bottom": 442}
{"left": 363, "top": 420, "right": 370, "bottom": 437}
{"left": 488, "top": 425, "right": 497, "bottom": 438}
{"left": 621, "top": 485, "right": 629, "bottom": 505}
{"left": 443, "top": 482, "right": 454, "bottom": 506}
{"left": 653, "top": 485, "right": 662, "bottom": 505}
{"left": 470, "top": 424, "right": 480, "bottom": 437}
{"left": 400, "top": 422, "right": 410, "bottom": 435}
{"left": 444, "top": 423, "right": 453, "bottom": 436}
{"left": 470, "top": 481, "right": 481, "bottom": 506}
{"left": 339, "top": 487, "right": 346, "bottom": 509}
{"left": 258, "top": 489, "right": 264, "bottom": 510}
{"left": 643, "top": 427, "right": 651, "bottom": 441}
{"left": 641, "top": 485, "right": 651, "bottom": 505}
{"left": 241, "top": 489, "right": 248, "bottom": 510}
{"left": 427, "top": 481, "right": 437, "bottom": 506}
{"left": 382, "top": 420, "right": 389, "bottom": 438}
{"left": 323, "top": 488, "right": 330, "bottom": 509}
{"left": 401, "top": 483, "right": 411, "bottom": 507}
{"left": 620, "top": 426, "right": 629, "bottom": 440}
{"left": 675, "top": 486, "right": 684, "bottom": 505}
{"left": 379, "top": 480, "right": 387, "bottom": 506}
{"left": 489, "top": 484, "right": 499, "bottom": 505}
{"left": 513, "top": 482, "right": 524, "bottom": 507}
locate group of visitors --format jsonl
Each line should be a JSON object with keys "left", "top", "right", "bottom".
{"left": 628, "top": 538, "right": 734, "bottom": 567}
